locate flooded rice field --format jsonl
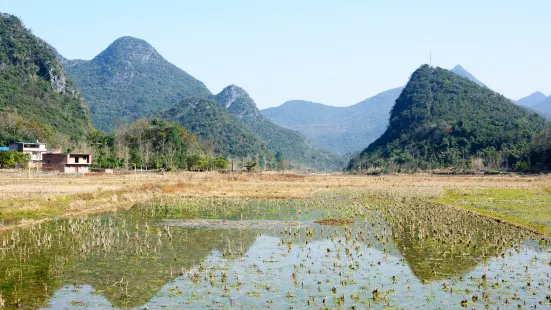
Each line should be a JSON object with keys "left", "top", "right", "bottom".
{"left": 0, "top": 192, "right": 550, "bottom": 309}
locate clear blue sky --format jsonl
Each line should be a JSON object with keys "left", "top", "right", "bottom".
{"left": 1, "top": 1, "right": 550, "bottom": 108}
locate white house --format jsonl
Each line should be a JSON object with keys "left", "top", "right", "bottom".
{"left": 9, "top": 141, "right": 48, "bottom": 162}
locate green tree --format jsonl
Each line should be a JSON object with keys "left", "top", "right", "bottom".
{"left": 244, "top": 161, "right": 257, "bottom": 172}
{"left": 214, "top": 157, "right": 229, "bottom": 170}
{"left": 0, "top": 151, "right": 29, "bottom": 168}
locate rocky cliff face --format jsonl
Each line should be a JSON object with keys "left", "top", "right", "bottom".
{"left": 216, "top": 85, "right": 250, "bottom": 109}
{"left": 215, "top": 85, "right": 260, "bottom": 121}
{"left": 48, "top": 66, "right": 68, "bottom": 93}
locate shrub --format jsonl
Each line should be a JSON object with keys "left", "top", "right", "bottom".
{"left": 214, "top": 157, "right": 228, "bottom": 170}
{"left": 0, "top": 151, "right": 29, "bottom": 168}
{"left": 514, "top": 161, "right": 530, "bottom": 172}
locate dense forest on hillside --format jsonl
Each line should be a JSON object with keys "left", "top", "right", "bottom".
{"left": 528, "top": 128, "right": 551, "bottom": 171}
{"left": 349, "top": 65, "right": 550, "bottom": 172}
{"left": 216, "top": 85, "right": 343, "bottom": 170}
{"left": 162, "top": 97, "right": 275, "bottom": 167}
{"left": 0, "top": 14, "right": 90, "bottom": 147}
{"left": 87, "top": 118, "right": 232, "bottom": 171}
{"left": 62, "top": 36, "right": 212, "bottom": 132}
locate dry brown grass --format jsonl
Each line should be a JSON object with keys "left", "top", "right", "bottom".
{"left": 0, "top": 171, "right": 549, "bottom": 232}
{"left": 314, "top": 219, "right": 355, "bottom": 226}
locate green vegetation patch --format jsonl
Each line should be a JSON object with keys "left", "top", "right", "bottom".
{"left": 0, "top": 14, "right": 91, "bottom": 146}
{"left": 164, "top": 97, "right": 275, "bottom": 164}
{"left": 0, "top": 195, "right": 70, "bottom": 219}
{"left": 437, "top": 188, "right": 551, "bottom": 234}
{"left": 63, "top": 36, "right": 212, "bottom": 132}
{"left": 215, "top": 85, "right": 343, "bottom": 170}
{"left": 349, "top": 65, "right": 550, "bottom": 172}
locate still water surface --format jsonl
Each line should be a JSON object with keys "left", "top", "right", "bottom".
{"left": 0, "top": 197, "right": 550, "bottom": 309}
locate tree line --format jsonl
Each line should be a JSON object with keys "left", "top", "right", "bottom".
{"left": 86, "top": 118, "right": 267, "bottom": 172}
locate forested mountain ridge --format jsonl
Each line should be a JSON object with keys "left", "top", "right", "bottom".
{"left": 262, "top": 87, "right": 404, "bottom": 155}
{"left": 215, "top": 85, "right": 343, "bottom": 170}
{"left": 348, "top": 65, "right": 549, "bottom": 172}
{"left": 449, "top": 68, "right": 551, "bottom": 120}
{"left": 62, "top": 36, "right": 212, "bottom": 132}
{"left": 0, "top": 13, "right": 91, "bottom": 146}
{"left": 447, "top": 66, "right": 551, "bottom": 122}
{"left": 162, "top": 96, "right": 274, "bottom": 166}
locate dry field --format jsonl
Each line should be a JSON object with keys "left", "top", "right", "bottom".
{"left": 0, "top": 170, "right": 550, "bottom": 233}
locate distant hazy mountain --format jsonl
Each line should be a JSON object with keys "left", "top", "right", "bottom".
{"left": 514, "top": 92, "right": 551, "bottom": 120}
{"left": 162, "top": 97, "right": 274, "bottom": 163}
{"left": 262, "top": 87, "right": 404, "bottom": 155}
{"left": 517, "top": 91, "right": 547, "bottom": 107}
{"left": 62, "top": 36, "right": 212, "bottom": 131}
{"left": 450, "top": 65, "right": 486, "bottom": 87}
{"left": 348, "top": 65, "right": 548, "bottom": 171}
{"left": 0, "top": 13, "right": 91, "bottom": 145}
{"left": 215, "top": 85, "right": 343, "bottom": 169}
{"left": 262, "top": 64, "right": 483, "bottom": 155}
{"left": 532, "top": 96, "right": 551, "bottom": 118}
{"left": 451, "top": 65, "right": 486, "bottom": 87}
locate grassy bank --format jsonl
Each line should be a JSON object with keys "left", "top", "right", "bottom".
{"left": 436, "top": 187, "right": 551, "bottom": 235}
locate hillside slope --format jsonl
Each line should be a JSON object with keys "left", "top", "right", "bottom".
{"left": 215, "top": 85, "right": 342, "bottom": 170}
{"left": 348, "top": 65, "right": 548, "bottom": 171}
{"left": 162, "top": 97, "right": 274, "bottom": 165}
{"left": 262, "top": 87, "right": 403, "bottom": 155}
{"left": 62, "top": 36, "right": 211, "bottom": 131}
{"left": 0, "top": 13, "right": 90, "bottom": 146}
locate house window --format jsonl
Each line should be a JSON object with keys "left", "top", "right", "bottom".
{"left": 75, "top": 157, "right": 80, "bottom": 163}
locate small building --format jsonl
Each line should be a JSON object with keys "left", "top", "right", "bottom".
{"left": 9, "top": 141, "right": 47, "bottom": 162}
{"left": 42, "top": 153, "right": 92, "bottom": 173}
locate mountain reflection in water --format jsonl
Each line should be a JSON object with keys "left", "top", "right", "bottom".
{"left": 0, "top": 199, "right": 549, "bottom": 309}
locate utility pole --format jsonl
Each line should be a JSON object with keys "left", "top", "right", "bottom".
{"left": 430, "top": 50, "right": 432, "bottom": 67}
